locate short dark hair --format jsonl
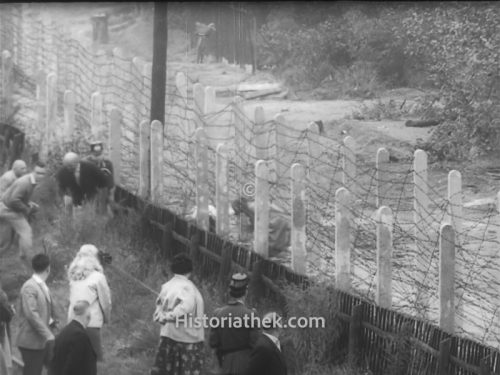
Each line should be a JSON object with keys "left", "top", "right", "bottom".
{"left": 34, "top": 161, "right": 46, "bottom": 169}
{"left": 32, "top": 253, "right": 50, "bottom": 273}
{"left": 170, "top": 253, "right": 193, "bottom": 275}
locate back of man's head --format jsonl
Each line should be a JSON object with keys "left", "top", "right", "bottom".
{"left": 261, "top": 311, "right": 282, "bottom": 334}
{"left": 62, "top": 152, "right": 79, "bottom": 168}
{"left": 32, "top": 253, "right": 50, "bottom": 274}
{"left": 73, "top": 300, "right": 90, "bottom": 316}
{"left": 73, "top": 300, "right": 91, "bottom": 326}
{"left": 12, "top": 160, "right": 27, "bottom": 177}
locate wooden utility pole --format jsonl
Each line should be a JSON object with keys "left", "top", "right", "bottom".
{"left": 150, "top": 2, "right": 168, "bottom": 124}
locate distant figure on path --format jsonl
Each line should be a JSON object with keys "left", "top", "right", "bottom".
{"left": 51, "top": 300, "right": 96, "bottom": 375}
{"left": 195, "top": 22, "right": 216, "bottom": 64}
{"left": 150, "top": 253, "right": 205, "bottom": 375}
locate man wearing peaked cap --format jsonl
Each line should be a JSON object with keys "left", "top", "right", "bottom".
{"left": 209, "top": 273, "right": 259, "bottom": 375}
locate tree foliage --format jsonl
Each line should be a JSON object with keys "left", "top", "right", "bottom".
{"left": 257, "top": 2, "right": 500, "bottom": 160}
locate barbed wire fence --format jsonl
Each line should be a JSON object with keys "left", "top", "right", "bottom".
{"left": 2, "top": 4, "right": 500, "bottom": 350}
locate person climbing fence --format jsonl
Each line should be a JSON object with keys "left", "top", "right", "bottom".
{"left": 195, "top": 22, "right": 216, "bottom": 64}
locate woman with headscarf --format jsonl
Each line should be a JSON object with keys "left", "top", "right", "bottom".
{"left": 67, "top": 244, "right": 112, "bottom": 362}
{"left": 150, "top": 253, "right": 205, "bottom": 375}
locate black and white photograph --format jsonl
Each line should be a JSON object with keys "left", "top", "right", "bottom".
{"left": 0, "top": 1, "right": 499, "bottom": 374}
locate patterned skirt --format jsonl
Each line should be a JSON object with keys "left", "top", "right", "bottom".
{"left": 151, "top": 336, "right": 204, "bottom": 375}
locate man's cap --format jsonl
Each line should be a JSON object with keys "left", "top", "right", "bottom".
{"left": 229, "top": 273, "right": 249, "bottom": 290}
{"left": 90, "top": 140, "right": 103, "bottom": 150}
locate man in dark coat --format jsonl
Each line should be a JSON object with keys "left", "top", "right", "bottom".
{"left": 209, "top": 273, "right": 259, "bottom": 375}
{"left": 55, "top": 152, "right": 109, "bottom": 207}
{"left": 83, "top": 141, "right": 115, "bottom": 215}
{"left": 244, "top": 311, "right": 287, "bottom": 375}
{"left": 51, "top": 300, "right": 96, "bottom": 375}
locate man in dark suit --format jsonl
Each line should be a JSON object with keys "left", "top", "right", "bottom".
{"left": 209, "top": 273, "right": 259, "bottom": 375}
{"left": 244, "top": 311, "right": 287, "bottom": 375}
{"left": 51, "top": 300, "right": 96, "bottom": 375}
{"left": 55, "top": 152, "right": 109, "bottom": 207}
{"left": 16, "top": 253, "right": 58, "bottom": 375}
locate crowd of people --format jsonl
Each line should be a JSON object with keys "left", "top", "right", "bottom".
{"left": 151, "top": 253, "right": 287, "bottom": 375}
{"left": 0, "top": 140, "right": 289, "bottom": 375}
{"left": 0, "top": 245, "right": 112, "bottom": 375}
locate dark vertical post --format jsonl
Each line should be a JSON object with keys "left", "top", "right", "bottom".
{"left": 215, "top": 5, "right": 221, "bottom": 62}
{"left": 438, "top": 338, "right": 451, "bottom": 375}
{"left": 348, "top": 304, "right": 364, "bottom": 368}
{"left": 233, "top": 8, "right": 237, "bottom": 64}
{"left": 150, "top": 2, "right": 168, "bottom": 124}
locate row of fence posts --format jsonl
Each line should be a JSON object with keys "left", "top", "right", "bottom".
{"left": 3, "top": 48, "right": 500, "bottom": 350}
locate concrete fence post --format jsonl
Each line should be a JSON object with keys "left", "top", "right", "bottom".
{"left": 414, "top": 149, "right": 429, "bottom": 249}
{"left": 306, "top": 121, "right": 322, "bottom": 176}
{"left": 376, "top": 147, "right": 390, "bottom": 208}
{"left": 255, "top": 160, "right": 270, "bottom": 258}
{"left": 447, "top": 170, "right": 462, "bottom": 234}
{"left": 336, "top": 187, "right": 351, "bottom": 291}
{"left": 40, "top": 72, "right": 57, "bottom": 160}
{"left": 204, "top": 86, "right": 216, "bottom": 146}
{"left": 195, "top": 127, "right": 209, "bottom": 231}
{"left": 90, "top": 91, "right": 104, "bottom": 141}
{"left": 150, "top": 120, "right": 163, "bottom": 204}
{"left": 291, "top": 163, "right": 307, "bottom": 274}
{"left": 269, "top": 114, "right": 282, "bottom": 183}
{"left": 376, "top": 206, "right": 393, "bottom": 308}
{"left": 138, "top": 119, "right": 150, "bottom": 199}
{"left": 193, "top": 83, "right": 205, "bottom": 129}
{"left": 342, "top": 136, "right": 356, "bottom": 194}
{"left": 35, "top": 71, "right": 47, "bottom": 156}
{"left": 439, "top": 223, "right": 455, "bottom": 334}
{"left": 63, "top": 90, "right": 75, "bottom": 141}
{"left": 109, "top": 108, "right": 122, "bottom": 186}
{"left": 1, "top": 50, "right": 13, "bottom": 121}
{"left": 175, "top": 71, "right": 188, "bottom": 100}
{"left": 413, "top": 149, "right": 431, "bottom": 313}
{"left": 141, "top": 62, "right": 152, "bottom": 121}
{"left": 254, "top": 106, "right": 267, "bottom": 161}
{"left": 216, "top": 143, "right": 230, "bottom": 237}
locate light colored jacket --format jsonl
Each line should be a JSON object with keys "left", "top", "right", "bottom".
{"left": 16, "top": 277, "right": 55, "bottom": 350}
{"left": 154, "top": 274, "right": 204, "bottom": 343}
{"left": 67, "top": 258, "right": 111, "bottom": 328}
{"left": 0, "top": 170, "right": 16, "bottom": 197}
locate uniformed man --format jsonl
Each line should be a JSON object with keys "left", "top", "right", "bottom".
{"left": 209, "top": 273, "right": 259, "bottom": 375}
{"left": 84, "top": 141, "right": 115, "bottom": 215}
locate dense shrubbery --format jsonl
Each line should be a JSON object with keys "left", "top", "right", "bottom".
{"left": 257, "top": 2, "right": 500, "bottom": 161}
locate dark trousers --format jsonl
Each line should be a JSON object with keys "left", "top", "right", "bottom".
{"left": 19, "top": 347, "right": 50, "bottom": 375}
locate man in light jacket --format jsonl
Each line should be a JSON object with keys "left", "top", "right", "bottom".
{"left": 0, "top": 160, "right": 27, "bottom": 195}
{"left": 0, "top": 159, "right": 28, "bottom": 253}
{"left": 16, "top": 253, "right": 58, "bottom": 375}
{"left": 0, "top": 162, "right": 46, "bottom": 267}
